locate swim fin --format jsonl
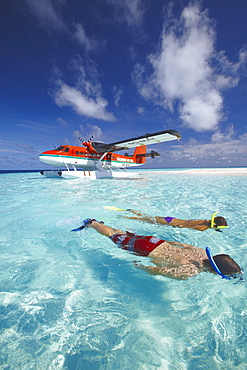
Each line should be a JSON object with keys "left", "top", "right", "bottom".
{"left": 71, "top": 218, "right": 93, "bottom": 231}
{"left": 71, "top": 218, "right": 104, "bottom": 231}
{"left": 104, "top": 206, "right": 132, "bottom": 211}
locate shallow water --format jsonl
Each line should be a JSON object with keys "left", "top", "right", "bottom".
{"left": 0, "top": 171, "right": 247, "bottom": 369}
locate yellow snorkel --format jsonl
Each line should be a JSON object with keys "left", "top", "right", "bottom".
{"left": 210, "top": 211, "right": 229, "bottom": 230}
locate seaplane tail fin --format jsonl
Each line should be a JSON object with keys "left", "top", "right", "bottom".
{"left": 133, "top": 145, "right": 147, "bottom": 164}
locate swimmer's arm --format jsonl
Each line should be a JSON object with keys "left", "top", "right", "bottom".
{"left": 172, "top": 220, "right": 210, "bottom": 231}
{"left": 189, "top": 224, "right": 209, "bottom": 231}
{"left": 134, "top": 264, "right": 191, "bottom": 280}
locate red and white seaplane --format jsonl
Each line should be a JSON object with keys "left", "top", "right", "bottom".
{"left": 39, "top": 129, "right": 181, "bottom": 179}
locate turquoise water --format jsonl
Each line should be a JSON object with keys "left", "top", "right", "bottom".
{"left": 0, "top": 170, "right": 247, "bottom": 369}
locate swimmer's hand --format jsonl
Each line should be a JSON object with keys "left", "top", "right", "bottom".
{"left": 134, "top": 262, "right": 146, "bottom": 269}
{"left": 134, "top": 263, "right": 161, "bottom": 275}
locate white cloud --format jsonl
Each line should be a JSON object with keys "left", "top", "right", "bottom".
{"left": 239, "top": 133, "right": 247, "bottom": 140}
{"left": 74, "top": 23, "right": 100, "bottom": 51}
{"left": 15, "top": 143, "right": 35, "bottom": 153}
{"left": 106, "top": 0, "right": 145, "bottom": 27}
{"left": 18, "top": 120, "right": 58, "bottom": 132}
{"left": 134, "top": 2, "right": 246, "bottom": 132}
{"left": 52, "top": 56, "right": 116, "bottom": 122}
{"left": 154, "top": 127, "right": 247, "bottom": 167}
{"left": 57, "top": 117, "right": 69, "bottom": 127}
{"left": 113, "top": 87, "right": 123, "bottom": 107}
{"left": 23, "top": 0, "right": 67, "bottom": 31}
{"left": 185, "top": 138, "right": 247, "bottom": 158}
{"left": 137, "top": 106, "right": 145, "bottom": 115}
{"left": 73, "top": 124, "right": 105, "bottom": 142}
{"left": 211, "top": 124, "right": 235, "bottom": 143}
{"left": 54, "top": 83, "right": 116, "bottom": 121}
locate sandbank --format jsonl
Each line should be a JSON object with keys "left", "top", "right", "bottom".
{"left": 148, "top": 168, "right": 247, "bottom": 175}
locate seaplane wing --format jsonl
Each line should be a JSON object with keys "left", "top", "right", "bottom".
{"left": 107, "top": 129, "right": 181, "bottom": 151}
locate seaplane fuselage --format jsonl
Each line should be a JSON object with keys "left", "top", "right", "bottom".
{"left": 39, "top": 144, "right": 144, "bottom": 170}
{"left": 39, "top": 129, "right": 182, "bottom": 172}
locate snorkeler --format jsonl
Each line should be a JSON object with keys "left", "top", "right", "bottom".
{"left": 104, "top": 207, "right": 228, "bottom": 232}
{"left": 71, "top": 219, "right": 242, "bottom": 281}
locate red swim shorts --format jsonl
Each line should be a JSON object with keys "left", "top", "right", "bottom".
{"left": 110, "top": 233, "right": 164, "bottom": 256}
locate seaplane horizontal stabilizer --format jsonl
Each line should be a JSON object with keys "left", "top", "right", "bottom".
{"left": 137, "top": 150, "right": 161, "bottom": 158}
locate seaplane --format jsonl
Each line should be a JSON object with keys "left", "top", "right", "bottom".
{"left": 39, "top": 129, "right": 181, "bottom": 179}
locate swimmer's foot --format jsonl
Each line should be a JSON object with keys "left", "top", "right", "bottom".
{"left": 71, "top": 218, "right": 104, "bottom": 232}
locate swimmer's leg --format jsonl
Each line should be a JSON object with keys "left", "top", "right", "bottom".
{"left": 89, "top": 220, "right": 125, "bottom": 238}
{"left": 121, "top": 215, "right": 164, "bottom": 225}
{"left": 128, "top": 210, "right": 145, "bottom": 216}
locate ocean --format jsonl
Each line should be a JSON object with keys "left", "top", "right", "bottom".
{"left": 0, "top": 169, "right": 247, "bottom": 369}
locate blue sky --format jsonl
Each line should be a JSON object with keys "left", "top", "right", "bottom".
{"left": 1, "top": 0, "right": 247, "bottom": 170}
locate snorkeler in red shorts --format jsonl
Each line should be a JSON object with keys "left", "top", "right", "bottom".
{"left": 110, "top": 232, "right": 164, "bottom": 256}
{"left": 71, "top": 219, "right": 242, "bottom": 281}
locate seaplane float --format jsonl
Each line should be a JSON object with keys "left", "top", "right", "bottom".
{"left": 39, "top": 129, "right": 181, "bottom": 179}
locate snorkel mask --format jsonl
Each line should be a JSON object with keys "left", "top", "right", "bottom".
{"left": 205, "top": 247, "right": 243, "bottom": 281}
{"left": 210, "top": 211, "right": 229, "bottom": 231}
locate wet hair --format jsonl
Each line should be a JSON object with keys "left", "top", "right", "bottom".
{"left": 214, "top": 217, "right": 228, "bottom": 227}
{"left": 213, "top": 254, "right": 241, "bottom": 275}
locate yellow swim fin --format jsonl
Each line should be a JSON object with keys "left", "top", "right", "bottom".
{"left": 104, "top": 206, "right": 131, "bottom": 211}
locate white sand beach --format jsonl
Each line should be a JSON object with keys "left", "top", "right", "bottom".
{"left": 162, "top": 167, "right": 247, "bottom": 175}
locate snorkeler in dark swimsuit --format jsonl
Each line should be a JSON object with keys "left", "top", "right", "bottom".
{"left": 71, "top": 219, "right": 241, "bottom": 281}
{"left": 121, "top": 210, "right": 228, "bottom": 232}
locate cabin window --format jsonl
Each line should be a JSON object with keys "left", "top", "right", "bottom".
{"left": 56, "top": 146, "right": 65, "bottom": 151}
{"left": 63, "top": 147, "right": 69, "bottom": 152}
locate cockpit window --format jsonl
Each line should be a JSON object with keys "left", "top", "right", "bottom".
{"left": 63, "top": 147, "right": 69, "bottom": 152}
{"left": 56, "top": 146, "right": 65, "bottom": 151}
